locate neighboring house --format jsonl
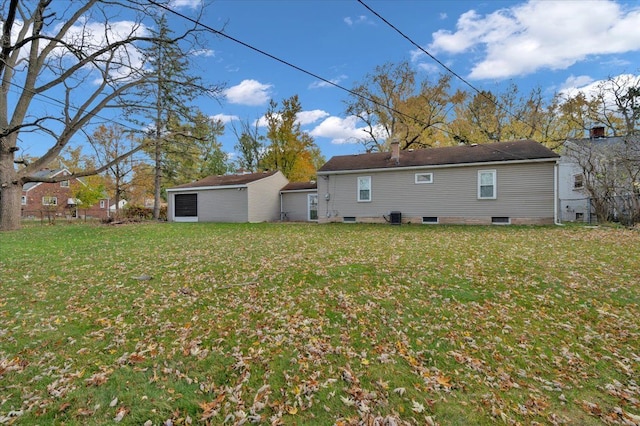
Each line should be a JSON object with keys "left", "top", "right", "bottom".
{"left": 109, "top": 199, "right": 128, "bottom": 212}
{"left": 21, "top": 168, "right": 110, "bottom": 220}
{"left": 316, "top": 140, "right": 560, "bottom": 225}
{"left": 166, "top": 171, "right": 289, "bottom": 223}
{"left": 280, "top": 181, "right": 318, "bottom": 222}
{"left": 559, "top": 127, "right": 640, "bottom": 224}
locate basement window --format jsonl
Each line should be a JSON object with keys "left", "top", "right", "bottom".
{"left": 343, "top": 216, "right": 356, "bottom": 223}
{"left": 491, "top": 216, "right": 510, "bottom": 225}
{"left": 422, "top": 216, "right": 438, "bottom": 224}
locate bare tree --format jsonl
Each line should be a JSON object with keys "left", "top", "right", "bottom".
{"left": 0, "top": 0, "right": 214, "bottom": 230}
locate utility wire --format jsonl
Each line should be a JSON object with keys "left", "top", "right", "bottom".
{"left": 357, "top": 0, "right": 542, "bottom": 139}
{"left": 146, "top": 0, "right": 461, "bottom": 143}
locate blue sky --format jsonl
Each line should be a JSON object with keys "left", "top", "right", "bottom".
{"left": 189, "top": 0, "right": 640, "bottom": 160}
{"left": 12, "top": 0, "right": 640, "bottom": 163}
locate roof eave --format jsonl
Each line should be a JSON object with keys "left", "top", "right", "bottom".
{"left": 317, "top": 157, "right": 559, "bottom": 175}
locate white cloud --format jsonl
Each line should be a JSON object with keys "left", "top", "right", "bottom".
{"left": 169, "top": 0, "right": 202, "bottom": 9}
{"left": 559, "top": 73, "right": 640, "bottom": 102}
{"left": 254, "top": 110, "right": 330, "bottom": 128}
{"left": 296, "top": 110, "right": 330, "bottom": 125}
{"left": 344, "top": 15, "right": 373, "bottom": 26}
{"left": 224, "top": 79, "right": 273, "bottom": 106}
{"left": 559, "top": 75, "right": 595, "bottom": 92}
{"left": 211, "top": 113, "right": 238, "bottom": 124}
{"left": 309, "top": 75, "right": 348, "bottom": 89}
{"left": 429, "top": 0, "right": 640, "bottom": 80}
{"left": 309, "top": 115, "right": 372, "bottom": 144}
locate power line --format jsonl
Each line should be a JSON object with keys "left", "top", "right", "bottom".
{"left": 356, "top": 0, "right": 542, "bottom": 139}
{"left": 146, "top": 0, "right": 460, "bottom": 144}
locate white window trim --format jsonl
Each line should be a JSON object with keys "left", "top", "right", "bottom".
{"left": 21, "top": 195, "right": 27, "bottom": 205}
{"left": 478, "top": 170, "right": 497, "bottom": 200}
{"left": 42, "top": 196, "right": 58, "bottom": 206}
{"left": 357, "top": 176, "right": 372, "bottom": 202}
{"left": 415, "top": 172, "right": 433, "bottom": 184}
{"left": 307, "top": 194, "right": 318, "bottom": 222}
{"left": 60, "top": 180, "right": 70, "bottom": 187}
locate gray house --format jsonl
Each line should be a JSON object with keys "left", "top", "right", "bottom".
{"left": 167, "top": 171, "right": 288, "bottom": 223}
{"left": 280, "top": 182, "right": 318, "bottom": 222}
{"left": 316, "top": 140, "right": 560, "bottom": 225}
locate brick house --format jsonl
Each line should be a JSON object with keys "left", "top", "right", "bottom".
{"left": 21, "top": 169, "right": 110, "bottom": 220}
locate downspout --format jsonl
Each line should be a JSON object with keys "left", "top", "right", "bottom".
{"left": 279, "top": 191, "right": 283, "bottom": 221}
{"left": 554, "top": 160, "right": 563, "bottom": 226}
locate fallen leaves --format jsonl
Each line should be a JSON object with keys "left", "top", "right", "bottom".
{"left": 0, "top": 223, "right": 638, "bottom": 424}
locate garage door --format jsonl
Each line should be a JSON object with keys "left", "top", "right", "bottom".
{"left": 174, "top": 193, "right": 198, "bottom": 220}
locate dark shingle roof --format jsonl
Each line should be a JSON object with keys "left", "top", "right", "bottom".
{"left": 318, "top": 140, "right": 559, "bottom": 173}
{"left": 170, "top": 170, "right": 279, "bottom": 189}
{"left": 281, "top": 181, "right": 317, "bottom": 191}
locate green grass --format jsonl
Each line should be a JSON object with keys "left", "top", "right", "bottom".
{"left": 0, "top": 222, "right": 639, "bottom": 425}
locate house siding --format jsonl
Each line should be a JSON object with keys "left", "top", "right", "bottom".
{"left": 247, "top": 172, "right": 289, "bottom": 222}
{"left": 318, "top": 161, "right": 556, "bottom": 225}
{"left": 281, "top": 191, "right": 315, "bottom": 221}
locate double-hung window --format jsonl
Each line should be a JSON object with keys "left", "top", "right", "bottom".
{"left": 357, "top": 176, "right": 371, "bottom": 202}
{"left": 478, "top": 170, "right": 496, "bottom": 199}
{"left": 42, "top": 196, "right": 58, "bottom": 206}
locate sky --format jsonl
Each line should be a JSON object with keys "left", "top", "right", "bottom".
{"left": 187, "top": 0, "right": 640, "bottom": 160}
{"left": 11, "top": 0, "right": 640, "bottom": 163}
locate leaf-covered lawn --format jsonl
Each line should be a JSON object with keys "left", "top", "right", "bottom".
{"left": 0, "top": 223, "right": 638, "bottom": 425}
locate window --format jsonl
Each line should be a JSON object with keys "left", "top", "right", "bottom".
{"left": 478, "top": 170, "right": 496, "bottom": 199}
{"left": 100, "top": 200, "right": 105, "bottom": 209}
{"left": 357, "top": 176, "right": 371, "bottom": 202}
{"left": 575, "top": 212, "right": 584, "bottom": 221}
{"left": 343, "top": 216, "right": 356, "bottom": 223}
{"left": 60, "top": 180, "right": 69, "bottom": 187}
{"left": 422, "top": 216, "right": 438, "bottom": 224}
{"left": 573, "top": 174, "right": 584, "bottom": 189}
{"left": 492, "top": 216, "right": 510, "bottom": 225}
{"left": 415, "top": 173, "right": 433, "bottom": 184}
{"left": 21, "top": 196, "right": 27, "bottom": 205}
{"left": 42, "top": 196, "right": 58, "bottom": 206}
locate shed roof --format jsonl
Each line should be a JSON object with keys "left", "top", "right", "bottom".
{"left": 318, "top": 140, "right": 559, "bottom": 173}
{"left": 169, "top": 170, "right": 280, "bottom": 189}
{"left": 281, "top": 181, "right": 317, "bottom": 192}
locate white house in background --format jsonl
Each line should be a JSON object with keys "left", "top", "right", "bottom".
{"left": 166, "top": 171, "right": 289, "bottom": 223}
{"left": 109, "top": 199, "right": 128, "bottom": 212}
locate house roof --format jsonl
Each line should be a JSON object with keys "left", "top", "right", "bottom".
{"left": 281, "top": 181, "right": 317, "bottom": 192}
{"left": 318, "top": 140, "right": 559, "bottom": 173}
{"left": 22, "top": 168, "right": 68, "bottom": 191}
{"left": 169, "top": 170, "right": 280, "bottom": 189}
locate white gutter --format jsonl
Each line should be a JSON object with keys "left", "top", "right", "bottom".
{"left": 166, "top": 184, "right": 247, "bottom": 192}
{"left": 317, "top": 157, "right": 558, "bottom": 176}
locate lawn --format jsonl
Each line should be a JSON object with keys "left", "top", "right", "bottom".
{"left": 0, "top": 222, "right": 638, "bottom": 425}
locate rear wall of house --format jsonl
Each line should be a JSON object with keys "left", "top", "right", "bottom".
{"left": 281, "top": 191, "right": 314, "bottom": 221}
{"left": 247, "top": 173, "right": 289, "bottom": 222}
{"left": 317, "top": 162, "right": 556, "bottom": 225}
{"left": 169, "top": 189, "right": 249, "bottom": 222}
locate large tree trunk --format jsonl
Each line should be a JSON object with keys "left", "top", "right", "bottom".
{"left": 0, "top": 161, "right": 22, "bottom": 231}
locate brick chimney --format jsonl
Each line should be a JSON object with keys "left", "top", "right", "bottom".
{"left": 390, "top": 139, "right": 400, "bottom": 164}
